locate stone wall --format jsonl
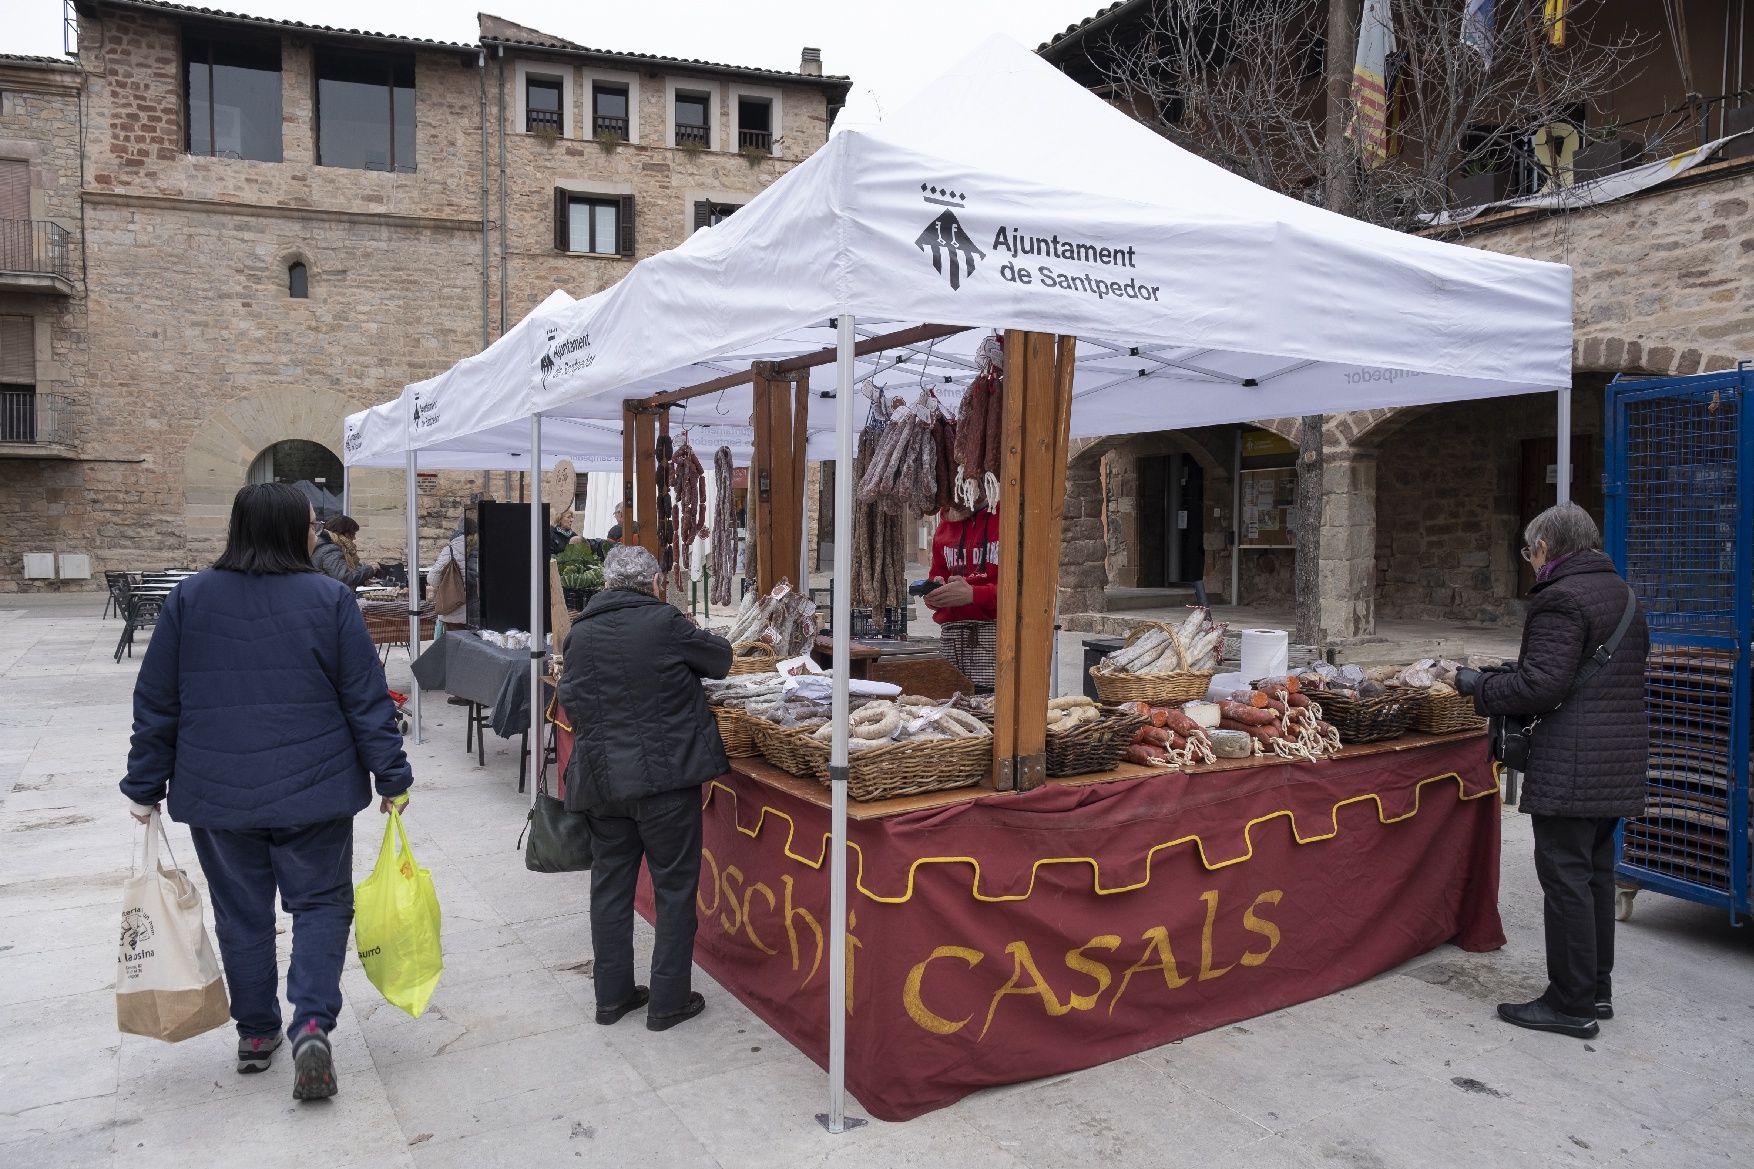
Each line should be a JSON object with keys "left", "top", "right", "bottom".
{"left": 1369, "top": 387, "right": 1606, "bottom": 624}
{"left": 1445, "top": 164, "right": 1754, "bottom": 380}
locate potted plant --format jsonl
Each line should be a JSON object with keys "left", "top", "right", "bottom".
{"left": 1451, "top": 155, "right": 1508, "bottom": 207}
{"left": 556, "top": 543, "right": 602, "bottom": 611}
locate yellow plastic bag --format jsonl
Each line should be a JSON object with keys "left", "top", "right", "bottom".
{"left": 353, "top": 807, "right": 442, "bottom": 1018}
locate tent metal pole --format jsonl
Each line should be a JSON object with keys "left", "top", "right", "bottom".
{"left": 405, "top": 448, "right": 423, "bottom": 744}
{"left": 341, "top": 465, "right": 351, "bottom": 515}
{"left": 1556, "top": 387, "right": 1572, "bottom": 506}
{"left": 1231, "top": 429, "right": 1242, "bottom": 606}
{"left": 817, "top": 315, "right": 865, "bottom": 1134}
{"left": 529, "top": 413, "right": 544, "bottom": 804}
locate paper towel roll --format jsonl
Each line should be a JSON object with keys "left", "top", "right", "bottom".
{"left": 1239, "top": 629, "right": 1289, "bottom": 680}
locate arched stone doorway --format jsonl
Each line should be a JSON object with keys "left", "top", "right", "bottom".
{"left": 249, "top": 439, "right": 345, "bottom": 520}
{"left": 182, "top": 385, "right": 371, "bottom": 561}
{"left": 1060, "top": 427, "right": 1233, "bottom": 614}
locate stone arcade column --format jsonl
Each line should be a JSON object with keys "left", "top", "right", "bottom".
{"left": 1312, "top": 447, "right": 1377, "bottom": 642}
{"left": 1057, "top": 449, "right": 1107, "bottom": 614}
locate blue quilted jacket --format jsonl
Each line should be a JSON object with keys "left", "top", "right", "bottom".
{"left": 121, "top": 569, "right": 413, "bottom": 828}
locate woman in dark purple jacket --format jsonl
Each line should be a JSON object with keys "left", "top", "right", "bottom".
{"left": 121, "top": 483, "right": 413, "bottom": 1100}
{"left": 1457, "top": 502, "right": 1648, "bottom": 1042}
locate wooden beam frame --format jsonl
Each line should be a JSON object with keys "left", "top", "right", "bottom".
{"left": 632, "top": 407, "right": 659, "bottom": 556}
{"left": 642, "top": 323, "right": 971, "bottom": 409}
{"left": 990, "top": 330, "right": 1076, "bottom": 792}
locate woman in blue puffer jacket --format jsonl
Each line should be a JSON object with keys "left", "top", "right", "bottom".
{"left": 121, "top": 482, "right": 413, "bottom": 1101}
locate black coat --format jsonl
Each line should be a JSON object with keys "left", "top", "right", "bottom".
{"left": 1474, "top": 548, "right": 1649, "bottom": 819}
{"left": 559, "top": 588, "right": 732, "bottom": 811}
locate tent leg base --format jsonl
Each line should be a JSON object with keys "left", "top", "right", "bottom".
{"left": 815, "top": 1114, "right": 867, "bottom": 1134}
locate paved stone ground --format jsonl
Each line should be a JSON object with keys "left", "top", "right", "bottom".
{"left": 2, "top": 594, "right": 1750, "bottom": 1169}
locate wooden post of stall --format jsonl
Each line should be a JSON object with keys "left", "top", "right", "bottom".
{"left": 632, "top": 407, "right": 660, "bottom": 556}
{"left": 751, "top": 361, "right": 804, "bottom": 594}
{"left": 621, "top": 401, "right": 637, "bottom": 539}
{"left": 990, "top": 330, "right": 1076, "bottom": 792}
{"left": 792, "top": 372, "right": 811, "bottom": 587}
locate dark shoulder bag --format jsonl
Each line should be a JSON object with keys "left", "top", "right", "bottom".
{"left": 517, "top": 769, "right": 593, "bottom": 873}
{"left": 1490, "top": 586, "right": 1638, "bottom": 770}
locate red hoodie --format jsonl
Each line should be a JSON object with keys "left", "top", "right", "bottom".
{"left": 928, "top": 507, "right": 1000, "bottom": 624}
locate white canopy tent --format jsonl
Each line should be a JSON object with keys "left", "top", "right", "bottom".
{"left": 344, "top": 34, "right": 1574, "bottom": 1128}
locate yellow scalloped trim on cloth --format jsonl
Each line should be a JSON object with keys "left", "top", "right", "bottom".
{"left": 702, "top": 770, "right": 1498, "bottom": 906}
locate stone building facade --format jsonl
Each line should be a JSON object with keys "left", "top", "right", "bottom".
{"left": 1042, "top": 0, "right": 1754, "bottom": 644}
{"left": 0, "top": 0, "right": 847, "bottom": 591}
{"left": 0, "top": 55, "right": 89, "bottom": 582}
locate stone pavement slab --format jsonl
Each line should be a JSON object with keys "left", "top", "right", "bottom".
{"left": 0, "top": 596, "right": 1749, "bottom": 1169}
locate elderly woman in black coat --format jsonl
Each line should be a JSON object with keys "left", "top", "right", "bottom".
{"left": 1457, "top": 502, "right": 1648, "bottom": 1040}
{"left": 559, "top": 544, "right": 731, "bottom": 1033}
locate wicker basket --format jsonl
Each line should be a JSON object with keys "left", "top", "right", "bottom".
{"left": 1411, "top": 691, "right": 1488, "bottom": 736}
{"left": 728, "top": 642, "right": 779, "bottom": 676}
{"left": 1316, "top": 687, "right": 1427, "bottom": 743}
{"left": 1088, "top": 621, "right": 1216, "bottom": 706}
{"left": 1046, "top": 709, "right": 1147, "bottom": 777}
{"left": 748, "top": 721, "right": 991, "bottom": 801}
{"left": 712, "top": 706, "right": 758, "bottom": 758}
{"left": 1090, "top": 667, "right": 1214, "bottom": 706}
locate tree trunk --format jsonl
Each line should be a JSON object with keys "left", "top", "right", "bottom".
{"left": 1296, "top": 0, "right": 1360, "bottom": 647}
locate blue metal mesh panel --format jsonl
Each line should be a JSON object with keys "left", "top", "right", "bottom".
{"left": 1609, "top": 374, "right": 1751, "bottom": 914}
{"left": 1621, "top": 392, "right": 1739, "bottom": 636}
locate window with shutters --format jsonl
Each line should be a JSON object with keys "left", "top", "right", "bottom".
{"left": 553, "top": 190, "right": 635, "bottom": 256}
{"left": 0, "top": 315, "right": 36, "bottom": 444}
{"left": 0, "top": 160, "right": 28, "bottom": 272}
{"left": 184, "top": 31, "right": 283, "bottom": 162}
{"left": 693, "top": 200, "right": 742, "bottom": 231}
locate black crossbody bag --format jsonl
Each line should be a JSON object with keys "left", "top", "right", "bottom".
{"left": 1489, "top": 586, "right": 1638, "bottom": 771}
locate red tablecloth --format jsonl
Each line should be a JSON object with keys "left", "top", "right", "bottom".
{"left": 631, "top": 736, "right": 1503, "bottom": 1121}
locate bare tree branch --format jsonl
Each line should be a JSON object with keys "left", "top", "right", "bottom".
{"left": 1087, "top": 0, "right": 1655, "bottom": 229}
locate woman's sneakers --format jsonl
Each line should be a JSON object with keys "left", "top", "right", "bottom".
{"left": 291, "top": 1022, "right": 337, "bottom": 1101}
{"left": 236, "top": 1033, "right": 283, "bottom": 1074}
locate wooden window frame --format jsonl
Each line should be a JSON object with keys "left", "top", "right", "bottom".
{"left": 553, "top": 189, "right": 635, "bottom": 257}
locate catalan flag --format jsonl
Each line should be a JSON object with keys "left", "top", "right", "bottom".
{"left": 1346, "top": 0, "right": 1397, "bottom": 167}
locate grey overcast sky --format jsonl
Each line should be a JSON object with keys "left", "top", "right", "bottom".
{"left": 7, "top": 1, "right": 1106, "bottom": 124}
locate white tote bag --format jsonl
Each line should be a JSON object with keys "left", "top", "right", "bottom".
{"left": 116, "top": 811, "right": 231, "bottom": 1043}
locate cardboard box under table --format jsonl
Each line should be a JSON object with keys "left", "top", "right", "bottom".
{"left": 555, "top": 718, "right": 1504, "bottom": 1121}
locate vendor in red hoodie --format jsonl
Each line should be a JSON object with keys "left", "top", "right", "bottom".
{"left": 924, "top": 503, "right": 1000, "bottom": 692}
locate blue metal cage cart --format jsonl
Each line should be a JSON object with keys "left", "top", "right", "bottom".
{"left": 1605, "top": 368, "right": 1753, "bottom": 924}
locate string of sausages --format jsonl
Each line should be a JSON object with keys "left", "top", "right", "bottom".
{"left": 669, "top": 436, "right": 706, "bottom": 591}
{"left": 710, "top": 445, "right": 737, "bottom": 607}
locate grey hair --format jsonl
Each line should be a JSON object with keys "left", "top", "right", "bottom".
{"left": 1524, "top": 501, "right": 1600, "bottom": 560}
{"left": 603, "top": 544, "right": 661, "bottom": 592}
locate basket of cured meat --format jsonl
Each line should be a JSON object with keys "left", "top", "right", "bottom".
{"left": 1089, "top": 609, "right": 1226, "bottom": 707}
{"left": 1120, "top": 682, "right": 1343, "bottom": 768}
{"left": 1294, "top": 664, "right": 1427, "bottom": 744}
{"left": 1043, "top": 696, "right": 1147, "bottom": 777}
{"left": 702, "top": 674, "right": 788, "bottom": 758}
{"left": 741, "top": 694, "right": 993, "bottom": 801}
{"left": 717, "top": 581, "right": 817, "bottom": 676}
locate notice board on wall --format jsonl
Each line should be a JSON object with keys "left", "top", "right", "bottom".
{"left": 1237, "top": 428, "right": 1298, "bottom": 550}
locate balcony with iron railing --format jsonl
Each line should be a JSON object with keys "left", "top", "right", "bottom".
{"left": 526, "top": 107, "right": 562, "bottom": 136}
{"left": 0, "top": 390, "right": 75, "bottom": 456}
{"left": 0, "top": 220, "right": 76, "bottom": 296}
{"left": 738, "top": 128, "right": 773, "bottom": 153}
